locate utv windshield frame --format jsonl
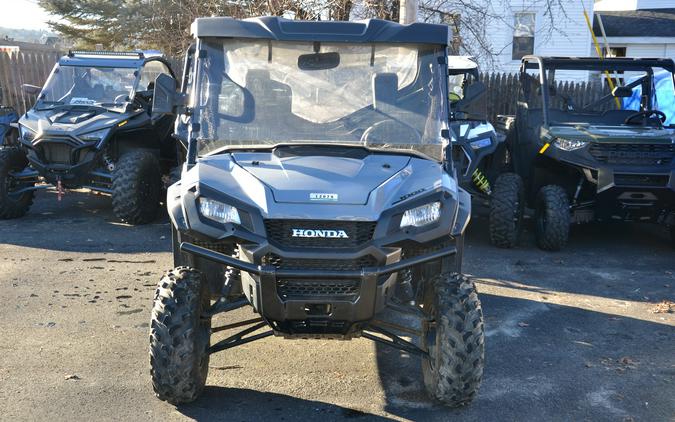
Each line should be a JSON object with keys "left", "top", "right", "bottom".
{"left": 35, "top": 54, "right": 175, "bottom": 112}
{"left": 520, "top": 55, "right": 675, "bottom": 127}
{"left": 181, "top": 17, "right": 452, "bottom": 165}
{"left": 190, "top": 39, "right": 449, "bottom": 158}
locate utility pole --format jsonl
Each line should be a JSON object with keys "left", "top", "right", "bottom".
{"left": 399, "top": 0, "right": 418, "bottom": 24}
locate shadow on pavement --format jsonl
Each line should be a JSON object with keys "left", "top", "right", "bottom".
{"left": 464, "top": 217, "right": 675, "bottom": 303}
{"left": 0, "top": 188, "right": 171, "bottom": 253}
{"left": 176, "top": 386, "right": 396, "bottom": 421}
{"left": 374, "top": 291, "right": 674, "bottom": 421}
{"left": 372, "top": 218, "right": 673, "bottom": 420}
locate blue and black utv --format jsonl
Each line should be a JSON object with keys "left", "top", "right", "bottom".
{"left": 1, "top": 51, "right": 180, "bottom": 224}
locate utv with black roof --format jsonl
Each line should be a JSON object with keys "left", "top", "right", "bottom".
{"left": 148, "top": 17, "right": 483, "bottom": 407}
{"left": 1, "top": 51, "right": 180, "bottom": 223}
{"left": 490, "top": 56, "right": 675, "bottom": 250}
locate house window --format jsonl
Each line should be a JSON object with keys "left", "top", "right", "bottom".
{"left": 607, "top": 47, "right": 626, "bottom": 58}
{"left": 512, "top": 12, "right": 535, "bottom": 60}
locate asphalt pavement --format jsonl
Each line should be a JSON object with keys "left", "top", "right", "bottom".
{"left": 0, "top": 189, "right": 673, "bottom": 421}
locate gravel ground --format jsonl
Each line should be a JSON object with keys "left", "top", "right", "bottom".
{"left": 0, "top": 189, "right": 673, "bottom": 421}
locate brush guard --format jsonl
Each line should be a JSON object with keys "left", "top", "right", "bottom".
{"left": 181, "top": 241, "right": 455, "bottom": 356}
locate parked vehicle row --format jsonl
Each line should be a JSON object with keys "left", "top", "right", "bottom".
{"left": 0, "top": 15, "right": 673, "bottom": 410}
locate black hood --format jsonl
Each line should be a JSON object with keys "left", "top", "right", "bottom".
{"left": 19, "top": 106, "right": 138, "bottom": 138}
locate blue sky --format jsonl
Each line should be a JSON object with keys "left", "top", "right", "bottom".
{"left": 0, "top": 0, "right": 52, "bottom": 30}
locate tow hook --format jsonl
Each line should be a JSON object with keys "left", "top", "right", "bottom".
{"left": 57, "top": 178, "right": 64, "bottom": 201}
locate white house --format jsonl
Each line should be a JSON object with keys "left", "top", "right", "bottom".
{"left": 458, "top": 0, "right": 594, "bottom": 74}
{"left": 459, "top": 0, "right": 675, "bottom": 76}
{"left": 593, "top": 0, "right": 675, "bottom": 61}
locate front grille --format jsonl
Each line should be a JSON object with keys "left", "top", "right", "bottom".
{"left": 614, "top": 174, "right": 670, "bottom": 187}
{"left": 263, "top": 254, "right": 377, "bottom": 271}
{"left": 589, "top": 143, "right": 675, "bottom": 166}
{"left": 277, "top": 279, "right": 361, "bottom": 300}
{"left": 41, "top": 142, "right": 73, "bottom": 165}
{"left": 189, "top": 239, "right": 235, "bottom": 255}
{"left": 263, "top": 254, "right": 375, "bottom": 301}
{"left": 264, "top": 219, "right": 377, "bottom": 248}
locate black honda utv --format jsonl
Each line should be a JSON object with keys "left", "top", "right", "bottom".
{"left": 148, "top": 17, "right": 483, "bottom": 407}
{"left": 448, "top": 56, "right": 507, "bottom": 211}
{"left": 1, "top": 51, "right": 180, "bottom": 224}
{"left": 490, "top": 56, "right": 675, "bottom": 250}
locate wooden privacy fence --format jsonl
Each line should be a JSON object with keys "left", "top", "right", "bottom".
{"left": 0, "top": 49, "right": 62, "bottom": 115}
{"left": 0, "top": 49, "right": 614, "bottom": 124}
{"left": 479, "top": 72, "right": 614, "bottom": 123}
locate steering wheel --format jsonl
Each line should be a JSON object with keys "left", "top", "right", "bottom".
{"left": 560, "top": 93, "right": 575, "bottom": 111}
{"left": 624, "top": 110, "right": 666, "bottom": 125}
{"left": 114, "top": 94, "right": 129, "bottom": 104}
{"left": 360, "top": 119, "right": 421, "bottom": 146}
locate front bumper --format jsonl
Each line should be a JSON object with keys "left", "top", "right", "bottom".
{"left": 22, "top": 136, "right": 101, "bottom": 184}
{"left": 543, "top": 143, "right": 675, "bottom": 221}
{"left": 180, "top": 241, "right": 456, "bottom": 337}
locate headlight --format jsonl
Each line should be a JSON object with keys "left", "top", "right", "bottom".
{"left": 470, "top": 138, "right": 492, "bottom": 150}
{"left": 400, "top": 201, "right": 441, "bottom": 228}
{"left": 79, "top": 128, "right": 110, "bottom": 142}
{"left": 19, "top": 126, "right": 36, "bottom": 143}
{"left": 198, "top": 197, "right": 240, "bottom": 225}
{"left": 554, "top": 138, "right": 587, "bottom": 151}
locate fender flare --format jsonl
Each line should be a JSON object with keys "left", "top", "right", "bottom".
{"left": 451, "top": 187, "right": 471, "bottom": 237}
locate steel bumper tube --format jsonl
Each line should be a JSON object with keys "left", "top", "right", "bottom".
{"left": 179, "top": 241, "right": 457, "bottom": 279}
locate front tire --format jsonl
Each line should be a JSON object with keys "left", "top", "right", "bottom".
{"left": 150, "top": 267, "right": 211, "bottom": 404}
{"left": 421, "top": 273, "right": 484, "bottom": 407}
{"left": 112, "top": 151, "right": 161, "bottom": 224}
{"left": 489, "top": 172, "right": 524, "bottom": 248}
{"left": 534, "top": 185, "right": 570, "bottom": 251}
{"left": 0, "top": 147, "right": 34, "bottom": 219}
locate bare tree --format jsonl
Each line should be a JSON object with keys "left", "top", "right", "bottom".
{"left": 415, "top": 0, "right": 572, "bottom": 70}
{"left": 41, "top": 0, "right": 569, "bottom": 67}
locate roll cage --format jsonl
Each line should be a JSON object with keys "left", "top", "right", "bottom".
{"left": 519, "top": 55, "right": 675, "bottom": 126}
{"left": 38, "top": 50, "right": 176, "bottom": 112}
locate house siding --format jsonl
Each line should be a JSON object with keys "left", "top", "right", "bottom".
{"left": 625, "top": 43, "right": 675, "bottom": 62}
{"left": 477, "top": 0, "right": 593, "bottom": 79}
{"left": 635, "top": 0, "right": 675, "bottom": 10}
{"left": 596, "top": 0, "right": 675, "bottom": 11}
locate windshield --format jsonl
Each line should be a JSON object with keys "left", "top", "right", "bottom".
{"left": 194, "top": 39, "right": 449, "bottom": 160}
{"left": 37, "top": 65, "right": 138, "bottom": 111}
{"left": 522, "top": 65, "right": 675, "bottom": 128}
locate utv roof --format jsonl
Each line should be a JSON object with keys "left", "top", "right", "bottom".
{"left": 522, "top": 55, "right": 675, "bottom": 72}
{"left": 58, "top": 50, "right": 166, "bottom": 69}
{"left": 191, "top": 16, "right": 450, "bottom": 46}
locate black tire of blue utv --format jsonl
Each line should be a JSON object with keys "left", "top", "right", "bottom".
{"left": 0, "top": 147, "right": 34, "bottom": 219}
{"left": 112, "top": 151, "right": 161, "bottom": 224}
{"left": 534, "top": 185, "right": 570, "bottom": 251}
{"left": 489, "top": 172, "right": 524, "bottom": 248}
{"left": 421, "top": 273, "right": 484, "bottom": 407}
{"left": 150, "top": 267, "right": 211, "bottom": 404}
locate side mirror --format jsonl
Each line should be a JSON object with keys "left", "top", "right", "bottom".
{"left": 612, "top": 85, "right": 633, "bottom": 98}
{"left": 22, "top": 84, "right": 41, "bottom": 95}
{"left": 152, "top": 73, "right": 179, "bottom": 115}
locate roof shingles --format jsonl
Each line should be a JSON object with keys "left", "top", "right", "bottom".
{"left": 593, "top": 9, "right": 675, "bottom": 38}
